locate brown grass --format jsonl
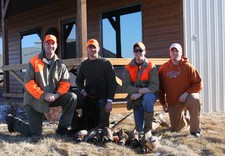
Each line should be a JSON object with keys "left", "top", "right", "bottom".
{"left": 0, "top": 112, "right": 225, "bottom": 156}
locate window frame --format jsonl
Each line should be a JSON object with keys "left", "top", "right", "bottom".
{"left": 101, "top": 4, "right": 142, "bottom": 58}
{"left": 60, "top": 18, "right": 76, "bottom": 59}
{"left": 20, "top": 28, "right": 42, "bottom": 64}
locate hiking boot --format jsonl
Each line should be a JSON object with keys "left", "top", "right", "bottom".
{"left": 191, "top": 129, "right": 201, "bottom": 138}
{"left": 56, "top": 127, "right": 69, "bottom": 135}
{"left": 5, "top": 114, "right": 15, "bottom": 133}
{"left": 30, "top": 135, "right": 42, "bottom": 143}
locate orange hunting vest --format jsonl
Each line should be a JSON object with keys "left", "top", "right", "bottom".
{"left": 125, "top": 62, "right": 152, "bottom": 83}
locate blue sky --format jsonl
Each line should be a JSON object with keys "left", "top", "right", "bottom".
{"left": 103, "top": 12, "right": 142, "bottom": 58}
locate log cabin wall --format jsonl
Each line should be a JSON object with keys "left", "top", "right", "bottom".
{"left": 5, "top": 0, "right": 182, "bottom": 95}
{"left": 6, "top": 0, "right": 76, "bottom": 93}
{"left": 86, "top": 0, "right": 182, "bottom": 93}
{"left": 87, "top": 0, "right": 182, "bottom": 57}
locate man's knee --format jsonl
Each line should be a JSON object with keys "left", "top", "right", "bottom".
{"left": 186, "top": 93, "right": 201, "bottom": 108}
{"left": 143, "top": 93, "right": 157, "bottom": 106}
{"left": 187, "top": 93, "right": 200, "bottom": 101}
{"left": 62, "top": 92, "right": 77, "bottom": 101}
{"left": 70, "top": 92, "right": 77, "bottom": 100}
{"left": 142, "top": 93, "right": 156, "bottom": 112}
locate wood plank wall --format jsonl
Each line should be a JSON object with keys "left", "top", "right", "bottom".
{"left": 6, "top": 0, "right": 76, "bottom": 93}
{"left": 5, "top": 0, "right": 182, "bottom": 94}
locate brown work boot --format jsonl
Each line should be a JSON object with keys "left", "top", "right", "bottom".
{"left": 56, "top": 126, "right": 69, "bottom": 135}
{"left": 144, "top": 112, "right": 154, "bottom": 133}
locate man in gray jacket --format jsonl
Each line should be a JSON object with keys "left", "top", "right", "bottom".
{"left": 122, "top": 42, "right": 159, "bottom": 138}
{"left": 6, "top": 27, "right": 77, "bottom": 141}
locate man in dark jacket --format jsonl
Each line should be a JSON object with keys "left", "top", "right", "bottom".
{"left": 75, "top": 39, "right": 117, "bottom": 130}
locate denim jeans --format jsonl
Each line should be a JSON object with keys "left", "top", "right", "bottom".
{"left": 133, "top": 93, "right": 157, "bottom": 132}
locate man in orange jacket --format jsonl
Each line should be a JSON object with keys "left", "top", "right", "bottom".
{"left": 158, "top": 43, "right": 202, "bottom": 138}
{"left": 6, "top": 27, "right": 77, "bottom": 141}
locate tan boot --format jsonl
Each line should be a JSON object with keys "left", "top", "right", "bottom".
{"left": 144, "top": 112, "right": 154, "bottom": 133}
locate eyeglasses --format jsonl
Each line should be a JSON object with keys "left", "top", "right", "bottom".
{"left": 133, "top": 49, "right": 143, "bottom": 53}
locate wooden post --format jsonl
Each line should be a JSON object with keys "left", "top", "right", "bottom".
{"left": 76, "top": 0, "right": 87, "bottom": 59}
{"left": 1, "top": 0, "right": 10, "bottom": 93}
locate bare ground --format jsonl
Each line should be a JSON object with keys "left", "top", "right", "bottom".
{"left": 0, "top": 112, "right": 224, "bottom": 156}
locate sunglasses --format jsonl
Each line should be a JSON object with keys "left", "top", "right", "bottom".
{"left": 133, "top": 49, "right": 143, "bottom": 53}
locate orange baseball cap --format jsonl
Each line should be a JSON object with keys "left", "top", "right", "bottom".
{"left": 133, "top": 42, "right": 146, "bottom": 50}
{"left": 44, "top": 34, "right": 57, "bottom": 43}
{"left": 86, "top": 39, "right": 99, "bottom": 47}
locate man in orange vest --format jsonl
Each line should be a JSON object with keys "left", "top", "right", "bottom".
{"left": 6, "top": 27, "right": 77, "bottom": 141}
{"left": 122, "top": 42, "right": 159, "bottom": 138}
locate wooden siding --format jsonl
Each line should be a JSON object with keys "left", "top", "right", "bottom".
{"left": 6, "top": 0, "right": 77, "bottom": 93}
{"left": 86, "top": 0, "right": 182, "bottom": 57}
{"left": 4, "top": 0, "right": 182, "bottom": 95}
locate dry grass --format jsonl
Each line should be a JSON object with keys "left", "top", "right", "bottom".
{"left": 0, "top": 112, "right": 225, "bottom": 156}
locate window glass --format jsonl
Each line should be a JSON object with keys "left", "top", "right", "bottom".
{"left": 102, "top": 5, "right": 142, "bottom": 58}
{"left": 121, "top": 12, "right": 142, "bottom": 58}
{"left": 102, "top": 18, "right": 116, "bottom": 57}
{"left": 21, "top": 33, "right": 41, "bottom": 64}
{"left": 61, "top": 20, "right": 76, "bottom": 59}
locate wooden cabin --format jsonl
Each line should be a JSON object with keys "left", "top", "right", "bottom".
{"left": 0, "top": 0, "right": 182, "bottom": 106}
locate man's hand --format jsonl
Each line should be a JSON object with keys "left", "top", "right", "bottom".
{"left": 130, "top": 93, "right": 142, "bottom": 100}
{"left": 51, "top": 93, "right": 60, "bottom": 102}
{"left": 44, "top": 93, "right": 54, "bottom": 102}
{"left": 179, "top": 92, "right": 189, "bottom": 103}
{"left": 105, "top": 102, "right": 112, "bottom": 113}
{"left": 138, "top": 88, "right": 150, "bottom": 94}
{"left": 162, "top": 104, "right": 168, "bottom": 113}
{"left": 44, "top": 93, "right": 60, "bottom": 102}
{"left": 81, "top": 90, "right": 88, "bottom": 98}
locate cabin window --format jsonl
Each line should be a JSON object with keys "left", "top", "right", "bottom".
{"left": 21, "top": 29, "right": 42, "bottom": 64}
{"left": 61, "top": 19, "right": 76, "bottom": 59}
{"left": 102, "top": 5, "right": 142, "bottom": 58}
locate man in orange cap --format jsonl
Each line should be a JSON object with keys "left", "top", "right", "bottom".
{"left": 6, "top": 27, "right": 77, "bottom": 141}
{"left": 76, "top": 39, "right": 117, "bottom": 130}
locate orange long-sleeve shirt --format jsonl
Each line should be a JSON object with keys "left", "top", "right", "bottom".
{"left": 158, "top": 57, "right": 202, "bottom": 105}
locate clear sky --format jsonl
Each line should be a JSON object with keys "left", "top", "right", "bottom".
{"left": 0, "top": 36, "right": 38, "bottom": 54}
{"left": 103, "top": 12, "right": 142, "bottom": 58}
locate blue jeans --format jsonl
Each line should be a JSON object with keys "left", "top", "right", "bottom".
{"left": 133, "top": 93, "right": 157, "bottom": 132}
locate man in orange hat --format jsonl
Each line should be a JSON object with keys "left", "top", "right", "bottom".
{"left": 75, "top": 39, "right": 117, "bottom": 130}
{"left": 6, "top": 27, "right": 77, "bottom": 141}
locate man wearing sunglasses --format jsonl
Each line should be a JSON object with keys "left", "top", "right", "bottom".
{"left": 122, "top": 42, "right": 159, "bottom": 139}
